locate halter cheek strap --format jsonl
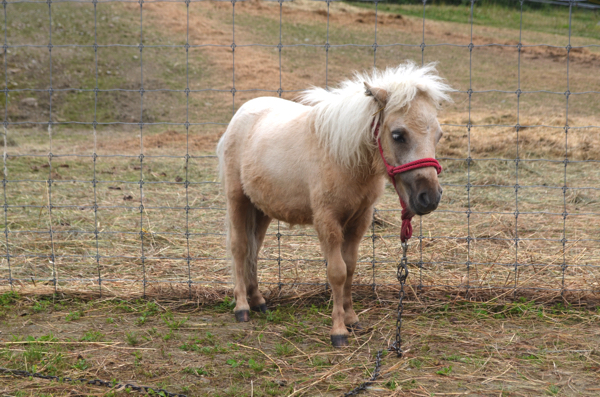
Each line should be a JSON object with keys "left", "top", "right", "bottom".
{"left": 373, "top": 122, "right": 442, "bottom": 242}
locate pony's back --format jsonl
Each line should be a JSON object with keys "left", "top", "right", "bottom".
{"left": 217, "top": 97, "right": 298, "bottom": 184}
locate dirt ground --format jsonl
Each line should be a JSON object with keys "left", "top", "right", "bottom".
{"left": 2, "top": 291, "right": 600, "bottom": 397}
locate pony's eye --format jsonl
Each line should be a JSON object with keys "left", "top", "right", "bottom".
{"left": 391, "top": 130, "right": 406, "bottom": 143}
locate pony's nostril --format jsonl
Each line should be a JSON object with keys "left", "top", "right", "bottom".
{"left": 418, "top": 191, "right": 430, "bottom": 207}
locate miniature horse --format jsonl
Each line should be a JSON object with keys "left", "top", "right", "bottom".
{"left": 217, "top": 62, "right": 452, "bottom": 347}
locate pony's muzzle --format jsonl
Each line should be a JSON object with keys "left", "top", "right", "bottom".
{"left": 413, "top": 186, "right": 443, "bottom": 215}
{"left": 398, "top": 170, "right": 443, "bottom": 216}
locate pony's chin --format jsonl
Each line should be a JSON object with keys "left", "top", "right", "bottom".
{"left": 402, "top": 205, "right": 416, "bottom": 218}
{"left": 414, "top": 209, "right": 433, "bottom": 216}
{"left": 409, "top": 199, "right": 439, "bottom": 216}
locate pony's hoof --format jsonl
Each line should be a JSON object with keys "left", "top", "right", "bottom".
{"left": 234, "top": 310, "right": 250, "bottom": 322}
{"left": 347, "top": 322, "right": 371, "bottom": 335}
{"left": 347, "top": 322, "right": 363, "bottom": 330}
{"left": 251, "top": 303, "right": 268, "bottom": 313}
{"left": 330, "top": 335, "right": 349, "bottom": 347}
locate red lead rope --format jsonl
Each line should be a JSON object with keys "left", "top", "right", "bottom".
{"left": 373, "top": 122, "right": 442, "bottom": 242}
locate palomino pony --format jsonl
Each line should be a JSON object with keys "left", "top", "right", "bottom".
{"left": 217, "top": 62, "right": 452, "bottom": 347}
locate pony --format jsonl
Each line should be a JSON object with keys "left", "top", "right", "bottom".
{"left": 217, "top": 62, "right": 453, "bottom": 347}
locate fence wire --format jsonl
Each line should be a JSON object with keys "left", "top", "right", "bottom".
{"left": 1, "top": 0, "right": 599, "bottom": 302}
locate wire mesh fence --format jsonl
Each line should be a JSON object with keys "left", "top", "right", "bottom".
{"left": 1, "top": 0, "right": 599, "bottom": 302}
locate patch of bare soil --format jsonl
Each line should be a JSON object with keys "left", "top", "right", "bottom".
{"left": 98, "top": 129, "right": 221, "bottom": 153}
{"left": 135, "top": 0, "right": 415, "bottom": 96}
{"left": 464, "top": 35, "right": 600, "bottom": 67}
{"left": 136, "top": 1, "right": 307, "bottom": 93}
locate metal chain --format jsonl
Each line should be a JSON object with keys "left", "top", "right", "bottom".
{"left": 342, "top": 350, "right": 382, "bottom": 396}
{"left": 0, "top": 366, "right": 188, "bottom": 397}
{"left": 342, "top": 242, "right": 409, "bottom": 396}
{"left": 389, "top": 241, "right": 408, "bottom": 357}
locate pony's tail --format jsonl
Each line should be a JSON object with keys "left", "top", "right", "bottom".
{"left": 216, "top": 134, "right": 226, "bottom": 188}
{"left": 217, "top": 135, "right": 259, "bottom": 290}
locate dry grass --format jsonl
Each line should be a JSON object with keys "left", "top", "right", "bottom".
{"left": 0, "top": 0, "right": 599, "bottom": 305}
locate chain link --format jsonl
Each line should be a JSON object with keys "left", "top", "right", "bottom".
{"left": 342, "top": 350, "right": 382, "bottom": 396}
{"left": 342, "top": 242, "right": 409, "bottom": 396}
{"left": 0, "top": 367, "right": 188, "bottom": 397}
{"left": 389, "top": 241, "right": 408, "bottom": 357}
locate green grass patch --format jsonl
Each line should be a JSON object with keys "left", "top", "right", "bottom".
{"left": 0, "top": 291, "right": 19, "bottom": 306}
{"left": 6, "top": 2, "right": 214, "bottom": 130}
{"left": 348, "top": 1, "right": 600, "bottom": 40}
{"left": 435, "top": 364, "right": 453, "bottom": 376}
{"left": 80, "top": 330, "right": 104, "bottom": 342}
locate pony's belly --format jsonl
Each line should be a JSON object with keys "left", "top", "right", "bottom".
{"left": 258, "top": 202, "right": 313, "bottom": 226}
{"left": 243, "top": 181, "right": 314, "bottom": 225}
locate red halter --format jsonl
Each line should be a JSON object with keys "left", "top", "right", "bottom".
{"left": 373, "top": 122, "right": 442, "bottom": 242}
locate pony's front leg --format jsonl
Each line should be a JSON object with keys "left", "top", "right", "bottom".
{"left": 342, "top": 208, "right": 374, "bottom": 330}
{"left": 326, "top": 247, "right": 350, "bottom": 347}
{"left": 341, "top": 235, "right": 361, "bottom": 329}
{"left": 316, "top": 219, "right": 349, "bottom": 347}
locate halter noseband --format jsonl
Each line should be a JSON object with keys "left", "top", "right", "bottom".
{"left": 373, "top": 121, "right": 442, "bottom": 243}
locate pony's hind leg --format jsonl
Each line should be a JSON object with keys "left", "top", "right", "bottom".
{"left": 227, "top": 192, "right": 256, "bottom": 322}
{"left": 247, "top": 210, "right": 272, "bottom": 313}
{"left": 227, "top": 189, "right": 271, "bottom": 321}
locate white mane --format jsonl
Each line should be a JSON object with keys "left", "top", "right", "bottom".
{"left": 299, "top": 62, "right": 453, "bottom": 169}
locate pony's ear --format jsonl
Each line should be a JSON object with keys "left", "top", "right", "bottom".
{"left": 364, "top": 82, "right": 388, "bottom": 107}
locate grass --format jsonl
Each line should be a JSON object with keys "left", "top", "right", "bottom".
{"left": 274, "top": 342, "right": 294, "bottom": 357}
{"left": 349, "top": 0, "right": 600, "bottom": 41}
{"left": 80, "top": 330, "right": 104, "bottom": 342}
{"left": 125, "top": 332, "right": 139, "bottom": 346}
{"left": 0, "top": 291, "right": 18, "bottom": 306}
{"left": 183, "top": 366, "right": 209, "bottom": 376}
{"left": 435, "top": 364, "right": 453, "bottom": 375}
{"left": 3, "top": 2, "right": 216, "bottom": 130}
{"left": 65, "top": 310, "right": 83, "bottom": 321}
{"left": 1, "top": 295, "right": 598, "bottom": 396}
